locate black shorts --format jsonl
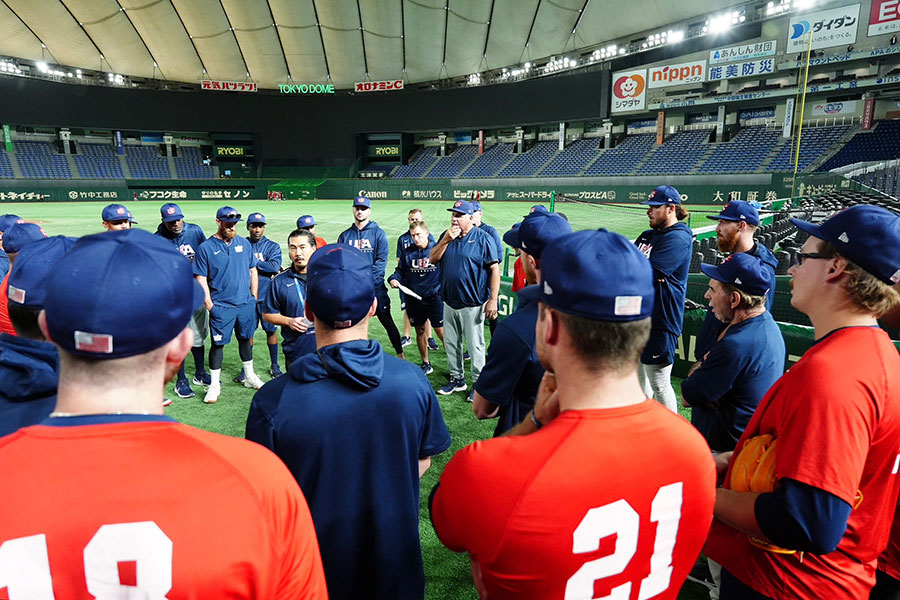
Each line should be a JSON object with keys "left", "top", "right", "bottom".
{"left": 406, "top": 294, "right": 443, "bottom": 328}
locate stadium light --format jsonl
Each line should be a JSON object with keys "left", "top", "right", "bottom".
{"left": 668, "top": 30, "right": 684, "bottom": 43}
{"left": 707, "top": 14, "right": 733, "bottom": 33}
{"left": 36, "top": 61, "right": 48, "bottom": 73}
{"left": 795, "top": 0, "right": 814, "bottom": 9}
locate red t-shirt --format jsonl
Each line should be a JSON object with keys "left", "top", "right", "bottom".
{"left": 706, "top": 327, "right": 900, "bottom": 599}
{"left": 511, "top": 257, "right": 527, "bottom": 293}
{"left": 0, "top": 273, "right": 15, "bottom": 336}
{"left": 879, "top": 504, "right": 900, "bottom": 581}
{"left": 0, "top": 419, "right": 328, "bottom": 599}
{"left": 432, "top": 400, "right": 716, "bottom": 599}
{"left": 315, "top": 236, "right": 327, "bottom": 249}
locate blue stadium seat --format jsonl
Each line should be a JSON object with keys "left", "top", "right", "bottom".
{"left": 819, "top": 120, "right": 900, "bottom": 171}
{"left": 13, "top": 141, "right": 72, "bottom": 179}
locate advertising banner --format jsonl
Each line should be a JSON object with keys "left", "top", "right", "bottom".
{"left": 783, "top": 98, "right": 795, "bottom": 138}
{"left": 869, "top": 0, "right": 900, "bottom": 36}
{"left": 478, "top": 130, "right": 484, "bottom": 155}
{"left": 709, "top": 40, "right": 777, "bottom": 65}
{"left": 862, "top": 97, "right": 875, "bottom": 129}
{"left": 787, "top": 4, "right": 860, "bottom": 52}
{"left": 2, "top": 124, "right": 11, "bottom": 152}
{"left": 201, "top": 80, "right": 258, "bottom": 93}
{"left": 809, "top": 100, "right": 858, "bottom": 115}
{"left": 656, "top": 112, "right": 665, "bottom": 145}
{"left": 708, "top": 58, "right": 776, "bottom": 81}
{"left": 115, "top": 130, "right": 123, "bottom": 155}
{"left": 648, "top": 60, "right": 706, "bottom": 88}
{"left": 739, "top": 107, "right": 776, "bottom": 120}
{"left": 611, "top": 69, "right": 647, "bottom": 113}
{"left": 354, "top": 80, "right": 404, "bottom": 93}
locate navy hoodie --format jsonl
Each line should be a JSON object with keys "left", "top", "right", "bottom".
{"left": 0, "top": 333, "right": 59, "bottom": 437}
{"left": 246, "top": 339, "right": 451, "bottom": 600}
{"left": 389, "top": 239, "right": 441, "bottom": 298}
{"left": 337, "top": 221, "right": 389, "bottom": 284}
{"left": 634, "top": 221, "right": 693, "bottom": 336}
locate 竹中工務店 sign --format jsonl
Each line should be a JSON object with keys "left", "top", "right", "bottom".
{"left": 201, "top": 80, "right": 258, "bottom": 93}
{"left": 787, "top": 4, "right": 860, "bottom": 52}
{"left": 611, "top": 69, "right": 647, "bottom": 113}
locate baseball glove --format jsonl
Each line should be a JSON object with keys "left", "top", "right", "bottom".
{"left": 730, "top": 434, "right": 778, "bottom": 494}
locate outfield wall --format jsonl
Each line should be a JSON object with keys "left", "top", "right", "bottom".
{"left": 0, "top": 178, "right": 276, "bottom": 203}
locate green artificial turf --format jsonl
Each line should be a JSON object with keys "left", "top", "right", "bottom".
{"left": 5, "top": 198, "right": 709, "bottom": 600}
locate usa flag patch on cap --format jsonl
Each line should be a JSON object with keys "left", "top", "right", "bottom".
{"left": 74, "top": 331, "right": 113, "bottom": 353}
{"left": 614, "top": 296, "right": 642, "bottom": 316}
{"left": 333, "top": 319, "right": 352, "bottom": 328}
{"left": 7, "top": 285, "right": 25, "bottom": 304}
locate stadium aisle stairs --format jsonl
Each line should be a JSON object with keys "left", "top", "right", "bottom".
{"left": 808, "top": 125, "right": 861, "bottom": 171}
{"left": 758, "top": 138, "right": 790, "bottom": 171}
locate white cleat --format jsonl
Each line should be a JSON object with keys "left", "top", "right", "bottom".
{"left": 203, "top": 383, "right": 221, "bottom": 404}
{"left": 243, "top": 372, "right": 265, "bottom": 390}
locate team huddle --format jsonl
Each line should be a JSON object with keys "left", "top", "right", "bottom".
{"left": 0, "top": 189, "right": 898, "bottom": 600}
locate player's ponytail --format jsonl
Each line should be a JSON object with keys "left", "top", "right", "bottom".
{"left": 675, "top": 205, "right": 689, "bottom": 221}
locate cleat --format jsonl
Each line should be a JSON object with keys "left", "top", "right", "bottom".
{"left": 269, "top": 364, "right": 284, "bottom": 378}
{"left": 400, "top": 336, "right": 412, "bottom": 347}
{"left": 203, "top": 384, "right": 221, "bottom": 404}
{"left": 463, "top": 351, "right": 471, "bottom": 361}
{"left": 243, "top": 372, "right": 265, "bottom": 390}
{"left": 175, "top": 379, "right": 195, "bottom": 399}
{"left": 192, "top": 372, "right": 211, "bottom": 386}
{"left": 233, "top": 369, "right": 245, "bottom": 384}
{"left": 162, "top": 398, "right": 173, "bottom": 407}
{"left": 437, "top": 378, "right": 467, "bottom": 395}
{"left": 427, "top": 337, "right": 439, "bottom": 351}
{"left": 466, "top": 390, "right": 474, "bottom": 403}
{"left": 421, "top": 362, "right": 434, "bottom": 375}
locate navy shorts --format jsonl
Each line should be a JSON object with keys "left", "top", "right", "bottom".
{"left": 640, "top": 328, "right": 677, "bottom": 365}
{"left": 256, "top": 302, "right": 277, "bottom": 334}
{"left": 398, "top": 289, "right": 407, "bottom": 311}
{"left": 209, "top": 303, "right": 257, "bottom": 345}
{"left": 375, "top": 284, "right": 392, "bottom": 316}
{"left": 407, "top": 294, "right": 444, "bottom": 328}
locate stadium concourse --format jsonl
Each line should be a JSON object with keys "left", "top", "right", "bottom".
{"left": 2, "top": 0, "right": 900, "bottom": 597}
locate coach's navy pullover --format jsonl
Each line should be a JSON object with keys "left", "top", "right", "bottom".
{"left": 338, "top": 221, "right": 389, "bottom": 284}
{"left": 0, "top": 333, "right": 58, "bottom": 437}
{"left": 248, "top": 235, "right": 282, "bottom": 302}
{"left": 437, "top": 226, "right": 501, "bottom": 309}
{"left": 389, "top": 240, "right": 441, "bottom": 298}
{"left": 154, "top": 222, "right": 207, "bottom": 262}
{"left": 634, "top": 221, "right": 693, "bottom": 337}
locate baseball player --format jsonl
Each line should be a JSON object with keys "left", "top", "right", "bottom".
{"left": 0, "top": 229, "right": 327, "bottom": 598}
{"left": 389, "top": 220, "right": 443, "bottom": 374}
{"left": 0, "top": 214, "right": 24, "bottom": 279}
{"left": 0, "top": 236, "right": 75, "bottom": 436}
{"left": 695, "top": 201, "right": 777, "bottom": 361}
{"left": 682, "top": 252, "right": 785, "bottom": 451}
{"left": 336, "top": 195, "right": 405, "bottom": 358}
{"left": 155, "top": 202, "right": 211, "bottom": 398}
{"left": 431, "top": 229, "right": 716, "bottom": 598}
{"left": 233, "top": 212, "right": 283, "bottom": 381}
{"left": 705, "top": 205, "right": 900, "bottom": 599}
{"left": 472, "top": 210, "right": 571, "bottom": 436}
{"left": 430, "top": 199, "right": 501, "bottom": 399}
{"left": 472, "top": 200, "right": 503, "bottom": 335}
{"left": 396, "top": 208, "right": 438, "bottom": 351}
{"left": 100, "top": 203, "right": 137, "bottom": 231}
{"left": 0, "top": 223, "right": 47, "bottom": 336}
{"left": 193, "top": 206, "right": 265, "bottom": 403}
{"left": 633, "top": 185, "right": 693, "bottom": 412}
{"left": 297, "top": 214, "right": 327, "bottom": 248}
{"left": 246, "top": 244, "right": 451, "bottom": 600}
{"left": 262, "top": 228, "right": 318, "bottom": 368}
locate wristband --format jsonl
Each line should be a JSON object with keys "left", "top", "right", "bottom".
{"left": 529, "top": 410, "right": 543, "bottom": 430}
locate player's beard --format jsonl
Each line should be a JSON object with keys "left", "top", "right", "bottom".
{"left": 717, "top": 229, "right": 740, "bottom": 252}
{"left": 220, "top": 226, "right": 236, "bottom": 241}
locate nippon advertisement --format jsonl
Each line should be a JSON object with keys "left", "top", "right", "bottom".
{"left": 611, "top": 69, "right": 647, "bottom": 113}
{"left": 708, "top": 58, "right": 775, "bottom": 81}
{"left": 869, "top": 0, "right": 900, "bottom": 36}
{"left": 709, "top": 40, "right": 777, "bottom": 65}
{"left": 787, "top": 4, "right": 860, "bottom": 52}
{"left": 810, "top": 100, "right": 858, "bottom": 116}
{"left": 648, "top": 60, "right": 706, "bottom": 88}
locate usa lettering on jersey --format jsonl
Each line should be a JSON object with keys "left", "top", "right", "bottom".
{"left": 410, "top": 257, "right": 435, "bottom": 272}
{"left": 636, "top": 242, "right": 652, "bottom": 258}
{"left": 349, "top": 239, "right": 373, "bottom": 251}
{"left": 178, "top": 244, "right": 195, "bottom": 260}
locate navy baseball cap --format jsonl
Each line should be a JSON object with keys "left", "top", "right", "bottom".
{"left": 790, "top": 205, "right": 900, "bottom": 284}
{"left": 472, "top": 201, "right": 483, "bottom": 212}
{"left": 306, "top": 244, "right": 375, "bottom": 329}
{"left": 216, "top": 206, "right": 243, "bottom": 222}
{"left": 700, "top": 253, "right": 772, "bottom": 296}
{"left": 526, "top": 205, "right": 550, "bottom": 217}
{"left": 43, "top": 229, "right": 205, "bottom": 359}
{"left": 503, "top": 222, "right": 521, "bottom": 248}
{"left": 127, "top": 210, "right": 138, "bottom": 224}
{"left": 3, "top": 223, "right": 46, "bottom": 253}
{"left": 706, "top": 201, "right": 760, "bottom": 227}
{"left": 353, "top": 196, "right": 371, "bottom": 208}
{"left": 518, "top": 213, "right": 572, "bottom": 260}
{"left": 642, "top": 185, "right": 683, "bottom": 206}
{"left": 0, "top": 214, "right": 24, "bottom": 233}
{"left": 247, "top": 212, "right": 266, "bottom": 225}
{"left": 447, "top": 200, "right": 475, "bottom": 215}
{"left": 540, "top": 229, "right": 654, "bottom": 321}
{"left": 7, "top": 236, "right": 77, "bottom": 308}
{"left": 297, "top": 215, "right": 316, "bottom": 228}
{"left": 160, "top": 203, "right": 184, "bottom": 222}
{"left": 102, "top": 204, "right": 131, "bottom": 222}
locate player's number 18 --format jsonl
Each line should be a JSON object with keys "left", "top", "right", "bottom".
{"left": 565, "top": 482, "right": 683, "bottom": 600}
{"left": 0, "top": 521, "right": 172, "bottom": 598}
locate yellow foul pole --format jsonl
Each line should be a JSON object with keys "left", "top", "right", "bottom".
{"left": 791, "top": 32, "right": 814, "bottom": 197}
